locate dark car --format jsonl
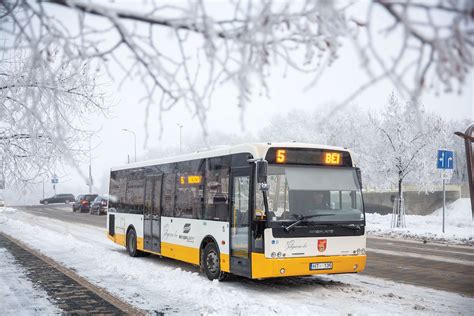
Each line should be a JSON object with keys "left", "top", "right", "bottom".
{"left": 90, "top": 196, "right": 108, "bottom": 215}
{"left": 40, "top": 194, "right": 75, "bottom": 205}
{"left": 72, "top": 194, "right": 98, "bottom": 213}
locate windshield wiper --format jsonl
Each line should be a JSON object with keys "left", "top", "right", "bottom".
{"left": 284, "top": 214, "right": 335, "bottom": 232}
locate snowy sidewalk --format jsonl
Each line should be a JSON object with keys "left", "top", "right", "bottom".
{"left": 0, "top": 231, "right": 134, "bottom": 315}
{"left": 0, "top": 247, "right": 60, "bottom": 315}
{"left": 367, "top": 198, "right": 474, "bottom": 245}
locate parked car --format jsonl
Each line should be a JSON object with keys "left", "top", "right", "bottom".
{"left": 90, "top": 195, "right": 108, "bottom": 215}
{"left": 72, "top": 194, "right": 98, "bottom": 213}
{"left": 40, "top": 194, "right": 75, "bottom": 205}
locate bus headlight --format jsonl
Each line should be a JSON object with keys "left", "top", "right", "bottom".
{"left": 353, "top": 264, "right": 358, "bottom": 271}
{"left": 280, "top": 268, "right": 286, "bottom": 275}
{"left": 271, "top": 252, "right": 276, "bottom": 258}
{"left": 277, "top": 252, "right": 282, "bottom": 258}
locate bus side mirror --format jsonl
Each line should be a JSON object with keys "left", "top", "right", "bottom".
{"left": 355, "top": 167, "right": 362, "bottom": 188}
{"left": 256, "top": 160, "right": 268, "bottom": 184}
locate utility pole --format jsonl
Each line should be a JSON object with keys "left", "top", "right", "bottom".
{"left": 177, "top": 123, "right": 183, "bottom": 154}
{"left": 122, "top": 129, "right": 137, "bottom": 162}
{"left": 455, "top": 123, "right": 474, "bottom": 215}
{"left": 88, "top": 138, "right": 93, "bottom": 194}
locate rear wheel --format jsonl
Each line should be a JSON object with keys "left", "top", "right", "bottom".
{"left": 202, "top": 243, "right": 227, "bottom": 281}
{"left": 126, "top": 228, "right": 143, "bottom": 257}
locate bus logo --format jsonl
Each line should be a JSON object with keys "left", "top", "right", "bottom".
{"left": 183, "top": 223, "right": 191, "bottom": 234}
{"left": 317, "top": 239, "right": 327, "bottom": 252}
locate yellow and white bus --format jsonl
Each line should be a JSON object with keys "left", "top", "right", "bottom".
{"left": 107, "top": 143, "right": 366, "bottom": 280}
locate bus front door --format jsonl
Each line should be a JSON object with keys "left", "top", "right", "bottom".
{"left": 144, "top": 175, "right": 162, "bottom": 253}
{"left": 230, "top": 169, "right": 251, "bottom": 277}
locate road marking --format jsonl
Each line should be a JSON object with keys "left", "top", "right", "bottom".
{"left": 372, "top": 245, "right": 474, "bottom": 257}
{"left": 367, "top": 248, "right": 474, "bottom": 267}
{"left": 368, "top": 236, "right": 474, "bottom": 251}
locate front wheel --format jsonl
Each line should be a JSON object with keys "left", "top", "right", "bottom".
{"left": 126, "top": 228, "right": 142, "bottom": 257}
{"left": 65, "top": 200, "right": 70, "bottom": 204}
{"left": 202, "top": 243, "right": 227, "bottom": 281}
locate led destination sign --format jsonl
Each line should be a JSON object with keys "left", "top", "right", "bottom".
{"left": 265, "top": 148, "right": 351, "bottom": 167}
{"left": 180, "top": 175, "right": 202, "bottom": 185}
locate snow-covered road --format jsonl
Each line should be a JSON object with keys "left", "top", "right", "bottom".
{"left": 0, "top": 207, "right": 473, "bottom": 315}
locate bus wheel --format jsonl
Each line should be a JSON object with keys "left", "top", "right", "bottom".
{"left": 126, "top": 228, "right": 141, "bottom": 257}
{"left": 202, "top": 243, "right": 227, "bottom": 281}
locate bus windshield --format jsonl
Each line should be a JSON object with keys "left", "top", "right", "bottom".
{"left": 257, "top": 166, "right": 364, "bottom": 223}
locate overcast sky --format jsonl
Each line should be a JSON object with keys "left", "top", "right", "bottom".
{"left": 4, "top": 1, "right": 473, "bottom": 204}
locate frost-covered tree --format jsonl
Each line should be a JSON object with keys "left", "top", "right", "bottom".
{"left": 258, "top": 96, "right": 468, "bottom": 194}
{"left": 367, "top": 94, "right": 442, "bottom": 198}
{"left": 1, "top": 0, "right": 472, "bottom": 135}
{"left": 0, "top": 52, "right": 104, "bottom": 187}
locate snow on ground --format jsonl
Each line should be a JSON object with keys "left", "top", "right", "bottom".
{"left": 0, "top": 207, "right": 472, "bottom": 315}
{"left": 0, "top": 247, "right": 61, "bottom": 315}
{"left": 367, "top": 198, "right": 473, "bottom": 245}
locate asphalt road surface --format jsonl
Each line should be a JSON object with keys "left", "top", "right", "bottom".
{"left": 15, "top": 204, "right": 474, "bottom": 297}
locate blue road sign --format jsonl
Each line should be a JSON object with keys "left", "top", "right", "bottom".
{"left": 437, "top": 150, "right": 454, "bottom": 170}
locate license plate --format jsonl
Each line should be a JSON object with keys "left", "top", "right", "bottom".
{"left": 309, "top": 262, "right": 333, "bottom": 270}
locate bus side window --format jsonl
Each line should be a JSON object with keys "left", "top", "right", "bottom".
{"left": 176, "top": 160, "right": 205, "bottom": 219}
{"left": 205, "top": 156, "right": 230, "bottom": 221}
{"left": 162, "top": 172, "right": 176, "bottom": 217}
{"left": 125, "top": 169, "right": 145, "bottom": 214}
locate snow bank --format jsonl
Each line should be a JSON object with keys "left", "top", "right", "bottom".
{"left": 367, "top": 198, "right": 473, "bottom": 244}
{"left": 0, "top": 207, "right": 473, "bottom": 314}
{"left": 0, "top": 248, "right": 60, "bottom": 315}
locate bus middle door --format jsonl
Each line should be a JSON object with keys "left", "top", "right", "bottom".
{"left": 144, "top": 174, "right": 162, "bottom": 253}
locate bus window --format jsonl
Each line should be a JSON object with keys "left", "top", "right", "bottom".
{"left": 205, "top": 156, "right": 230, "bottom": 221}
{"left": 125, "top": 169, "right": 145, "bottom": 214}
{"left": 176, "top": 172, "right": 204, "bottom": 219}
{"left": 162, "top": 173, "right": 176, "bottom": 217}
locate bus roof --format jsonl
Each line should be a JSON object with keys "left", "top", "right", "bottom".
{"left": 110, "top": 142, "right": 352, "bottom": 171}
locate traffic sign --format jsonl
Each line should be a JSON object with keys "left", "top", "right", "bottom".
{"left": 437, "top": 150, "right": 454, "bottom": 170}
{"left": 51, "top": 175, "right": 59, "bottom": 184}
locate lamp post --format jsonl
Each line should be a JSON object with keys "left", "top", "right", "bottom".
{"left": 88, "top": 137, "right": 93, "bottom": 194}
{"left": 177, "top": 124, "right": 183, "bottom": 154}
{"left": 122, "top": 129, "right": 137, "bottom": 163}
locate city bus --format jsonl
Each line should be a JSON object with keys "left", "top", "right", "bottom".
{"left": 107, "top": 143, "right": 366, "bottom": 280}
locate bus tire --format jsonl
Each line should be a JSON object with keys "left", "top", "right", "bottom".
{"left": 202, "top": 243, "right": 227, "bottom": 281}
{"left": 126, "top": 228, "right": 141, "bottom": 257}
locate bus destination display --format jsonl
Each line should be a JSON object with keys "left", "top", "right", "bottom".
{"left": 265, "top": 148, "right": 351, "bottom": 167}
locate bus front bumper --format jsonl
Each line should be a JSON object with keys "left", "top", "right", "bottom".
{"left": 251, "top": 253, "right": 367, "bottom": 279}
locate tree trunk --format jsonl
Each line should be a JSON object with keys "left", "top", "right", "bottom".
{"left": 398, "top": 177, "right": 403, "bottom": 200}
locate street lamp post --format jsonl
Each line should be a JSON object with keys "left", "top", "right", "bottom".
{"left": 177, "top": 124, "right": 183, "bottom": 154}
{"left": 122, "top": 129, "right": 137, "bottom": 163}
{"left": 88, "top": 137, "right": 93, "bottom": 194}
